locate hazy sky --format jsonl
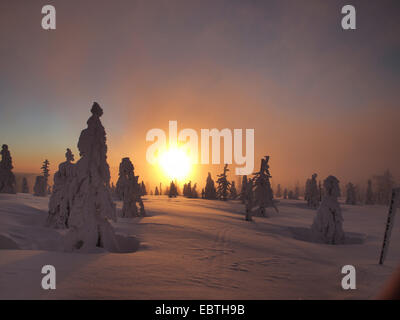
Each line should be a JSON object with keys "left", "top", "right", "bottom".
{"left": 1, "top": 0, "right": 399, "bottom": 189}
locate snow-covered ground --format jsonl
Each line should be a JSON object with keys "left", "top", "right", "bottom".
{"left": 0, "top": 193, "right": 399, "bottom": 299}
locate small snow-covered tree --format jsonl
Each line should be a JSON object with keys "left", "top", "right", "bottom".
{"left": 230, "top": 181, "right": 238, "bottom": 199}
{"left": 373, "top": 170, "right": 395, "bottom": 205}
{"left": 216, "top": 164, "right": 231, "bottom": 201}
{"left": 22, "top": 177, "right": 29, "bottom": 193}
{"left": 204, "top": 172, "right": 217, "bottom": 199}
{"left": 169, "top": 181, "right": 178, "bottom": 198}
{"left": 311, "top": 175, "right": 344, "bottom": 244}
{"left": 0, "top": 144, "right": 16, "bottom": 194}
{"left": 47, "top": 148, "right": 76, "bottom": 228}
{"left": 283, "top": 188, "right": 288, "bottom": 199}
{"left": 345, "top": 182, "right": 357, "bottom": 205}
{"left": 252, "top": 156, "right": 278, "bottom": 216}
{"left": 276, "top": 184, "right": 282, "bottom": 198}
{"left": 64, "top": 102, "right": 120, "bottom": 252}
{"left": 41, "top": 159, "right": 50, "bottom": 186}
{"left": 116, "top": 157, "right": 145, "bottom": 218}
{"left": 244, "top": 179, "right": 254, "bottom": 221}
{"left": 239, "top": 175, "right": 247, "bottom": 203}
{"left": 33, "top": 176, "right": 47, "bottom": 197}
{"left": 141, "top": 181, "right": 147, "bottom": 196}
{"left": 155, "top": 186, "right": 159, "bottom": 195}
{"left": 201, "top": 188, "right": 205, "bottom": 199}
{"left": 306, "top": 174, "right": 319, "bottom": 208}
{"left": 365, "top": 179, "right": 374, "bottom": 205}
{"left": 191, "top": 183, "right": 199, "bottom": 198}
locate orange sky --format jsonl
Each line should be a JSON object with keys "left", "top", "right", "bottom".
{"left": 1, "top": 0, "right": 399, "bottom": 191}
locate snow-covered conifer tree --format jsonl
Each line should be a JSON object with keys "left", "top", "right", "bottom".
{"left": 186, "top": 181, "right": 192, "bottom": 197}
{"left": 311, "top": 175, "right": 344, "bottom": 244}
{"left": 345, "top": 182, "right": 357, "bottom": 205}
{"left": 230, "top": 181, "right": 238, "bottom": 199}
{"left": 365, "top": 179, "right": 374, "bottom": 205}
{"left": 373, "top": 170, "right": 395, "bottom": 205}
{"left": 21, "top": 177, "right": 29, "bottom": 193}
{"left": 306, "top": 174, "right": 319, "bottom": 208}
{"left": 252, "top": 156, "right": 277, "bottom": 216}
{"left": 283, "top": 188, "right": 288, "bottom": 199}
{"left": 204, "top": 172, "right": 217, "bottom": 199}
{"left": 216, "top": 164, "right": 231, "bottom": 201}
{"left": 169, "top": 181, "right": 178, "bottom": 198}
{"left": 116, "top": 157, "right": 145, "bottom": 218}
{"left": 47, "top": 148, "right": 76, "bottom": 228}
{"left": 33, "top": 176, "right": 47, "bottom": 196}
{"left": 0, "top": 144, "right": 16, "bottom": 194}
{"left": 276, "top": 184, "right": 282, "bottom": 198}
{"left": 244, "top": 180, "right": 254, "bottom": 221}
{"left": 191, "top": 183, "right": 199, "bottom": 198}
{"left": 141, "top": 181, "right": 147, "bottom": 196}
{"left": 41, "top": 159, "right": 50, "bottom": 186}
{"left": 239, "top": 175, "right": 247, "bottom": 203}
{"left": 64, "top": 102, "right": 120, "bottom": 252}
{"left": 155, "top": 186, "right": 159, "bottom": 195}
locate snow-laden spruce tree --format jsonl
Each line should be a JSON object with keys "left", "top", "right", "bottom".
{"left": 217, "top": 164, "right": 231, "bottom": 201}
{"left": 141, "top": 181, "right": 147, "bottom": 196}
{"left": 345, "top": 182, "right": 357, "bottom": 205}
{"left": 239, "top": 175, "right": 247, "bottom": 203}
{"left": 0, "top": 144, "right": 16, "bottom": 194}
{"left": 311, "top": 175, "right": 345, "bottom": 244}
{"left": 276, "top": 184, "right": 282, "bottom": 198}
{"left": 204, "top": 172, "right": 217, "bottom": 199}
{"left": 33, "top": 176, "right": 47, "bottom": 196}
{"left": 22, "top": 177, "right": 29, "bottom": 193}
{"left": 155, "top": 186, "right": 159, "bottom": 195}
{"left": 373, "top": 170, "right": 395, "bottom": 205}
{"left": 252, "top": 156, "right": 278, "bottom": 216}
{"left": 41, "top": 159, "right": 50, "bottom": 186}
{"left": 47, "top": 148, "right": 76, "bottom": 228}
{"left": 230, "top": 181, "right": 238, "bottom": 199}
{"left": 245, "top": 179, "right": 254, "bottom": 221}
{"left": 169, "top": 181, "right": 178, "bottom": 198}
{"left": 192, "top": 183, "right": 199, "bottom": 198}
{"left": 116, "top": 157, "right": 145, "bottom": 218}
{"left": 201, "top": 188, "right": 205, "bottom": 199}
{"left": 306, "top": 173, "right": 319, "bottom": 208}
{"left": 34, "top": 159, "right": 51, "bottom": 197}
{"left": 365, "top": 179, "right": 374, "bottom": 205}
{"left": 64, "top": 102, "right": 120, "bottom": 252}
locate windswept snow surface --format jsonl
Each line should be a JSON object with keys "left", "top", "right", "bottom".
{"left": 0, "top": 193, "right": 399, "bottom": 299}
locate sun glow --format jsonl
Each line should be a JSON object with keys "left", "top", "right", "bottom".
{"left": 158, "top": 146, "right": 192, "bottom": 181}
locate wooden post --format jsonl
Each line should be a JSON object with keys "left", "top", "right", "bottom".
{"left": 379, "top": 188, "right": 400, "bottom": 265}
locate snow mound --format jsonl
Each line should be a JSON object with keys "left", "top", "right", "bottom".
{"left": 289, "top": 227, "right": 365, "bottom": 245}
{"left": 112, "top": 234, "right": 140, "bottom": 253}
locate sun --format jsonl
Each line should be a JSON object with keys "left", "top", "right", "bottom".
{"left": 158, "top": 146, "right": 192, "bottom": 181}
